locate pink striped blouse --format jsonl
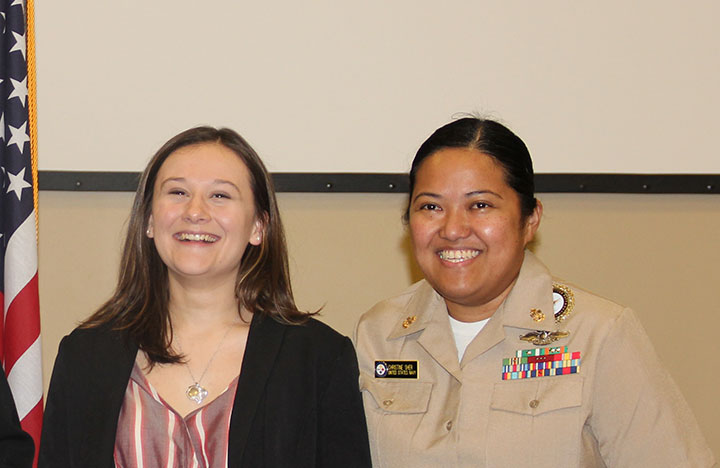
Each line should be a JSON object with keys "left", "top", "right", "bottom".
{"left": 113, "top": 363, "right": 239, "bottom": 468}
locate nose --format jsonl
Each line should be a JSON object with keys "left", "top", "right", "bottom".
{"left": 439, "top": 207, "right": 470, "bottom": 241}
{"left": 183, "top": 195, "right": 209, "bottom": 223}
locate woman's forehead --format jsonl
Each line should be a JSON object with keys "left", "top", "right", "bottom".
{"left": 415, "top": 148, "right": 508, "bottom": 189}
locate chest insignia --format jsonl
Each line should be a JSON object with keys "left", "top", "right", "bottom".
{"left": 502, "top": 346, "right": 581, "bottom": 380}
{"left": 375, "top": 360, "right": 418, "bottom": 379}
{"left": 553, "top": 283, "right": 575, "bottom": 323}
{"left": 519, "top": 329, "right": 570, "bottom": 346}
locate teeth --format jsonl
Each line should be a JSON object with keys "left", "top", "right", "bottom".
{"left": 438, "top": 249, "right": 479, "bottom": 263}
{"left": 177, "top": 233, "right": 218, "bottom": 243}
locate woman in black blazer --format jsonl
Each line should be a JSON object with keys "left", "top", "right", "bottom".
{"left": 40, "top": 127, "right": 371, "bottom": 467}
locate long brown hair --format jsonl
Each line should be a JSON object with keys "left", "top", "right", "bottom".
{"left": 83, "top": 127, "right": 310, "bottom": 364}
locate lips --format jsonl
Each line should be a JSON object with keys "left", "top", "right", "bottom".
{"left": 437, "top": 249, "right": 480, "bottom": 263}
{"left": 174, "top": 232, "right": 219, "bottom": 243}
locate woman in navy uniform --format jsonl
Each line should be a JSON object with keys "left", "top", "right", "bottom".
{"left": 354, "top": 117, "right": 715, "bottom": 467}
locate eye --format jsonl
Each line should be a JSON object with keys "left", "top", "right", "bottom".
{"left": 471, "top": 201, "right": 491, "bottom": 210}
{"left": 168, "top": 189, "right": 186, "bottom": 196}
{"left": 419, "top": 203, "right": 440, "bottom": 211}
{"left": 211, "top": 192, "right": 231, "bottom": 200}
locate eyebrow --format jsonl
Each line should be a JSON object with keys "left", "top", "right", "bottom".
{"left": 412, "top": 189, "right": 503, "bottom": 203}
{"left": 160, "top": 177, "right": 241, "bottom": 192}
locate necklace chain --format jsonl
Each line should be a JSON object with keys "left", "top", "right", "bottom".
{"left": 177, "top": 325, "right": 233, "bottom": 404}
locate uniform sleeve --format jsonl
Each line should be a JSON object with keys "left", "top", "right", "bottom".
{"left": 38, "top": 336, "right": 71, "bottom": 468}
{"left": 316, "top": 337, "right": 372, "bottom": 468}
{"left": 589, "top": 308, "right": 715, "bottom": 467}
{"left": 0, "top": 369, "right": 34, "bottom": 468}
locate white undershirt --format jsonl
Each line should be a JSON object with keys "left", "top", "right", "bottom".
{"left": 449, "top": 315, "right": 490, "bottom": 361}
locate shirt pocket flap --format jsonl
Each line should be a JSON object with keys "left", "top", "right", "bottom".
{"left": 490, "top": 377, "right": 583, "bottom": 416}
{"left": 360, "top": 372, "right": 433, "bottom": 414}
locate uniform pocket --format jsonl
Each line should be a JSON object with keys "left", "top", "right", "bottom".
{"left": 490, "top": 376, "right": 583, "bottom": 415}
{"left": 360, "top": 373, "right": 435, "bottom": 467}
{"left": 360, "top": 372, "right": 433, "bottom": 413}
{"left": 486, "top": 376, "right": 585, "bottom": 467}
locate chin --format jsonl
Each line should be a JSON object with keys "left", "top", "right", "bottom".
{"left": 168, "top": 264, "right": 214, "bottom": 278}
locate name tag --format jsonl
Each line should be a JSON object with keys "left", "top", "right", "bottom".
{"left": 374, "top": 360, "right": 418, "bottom": 379}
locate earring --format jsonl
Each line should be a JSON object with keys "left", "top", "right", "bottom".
{"left": 146, "top": 228, "right": 151, "bottom": 236}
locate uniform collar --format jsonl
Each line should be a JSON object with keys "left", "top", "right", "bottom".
{"left": 386, "top": 280, "right": 463, "bottom": 380}
{"left": 496, "top": 250, "right": 556, "bottom": 331}
{"left": 387, "top": 280, "right": 446, "bottom": 340}
{"left": 388, "top": 250, "right": 555, "bottom": 338}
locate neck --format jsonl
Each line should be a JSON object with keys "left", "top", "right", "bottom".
{"left": 167, "top": 274, "right": 246, "bottom": 333}
{"left": 445, "top": 277, "right": 518, "bottom": 323}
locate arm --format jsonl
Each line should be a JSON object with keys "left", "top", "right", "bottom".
{"left": 590, "top": 308, "right": 715, "bottom": 467}
{"left": 0, "top": 370, "right": 34, "bottom": 468}
{"left": 316, "top": 337, "right": 372, "bottom": 468}
{"left": 38, "top": 336, "right": 71, "bottom": 468}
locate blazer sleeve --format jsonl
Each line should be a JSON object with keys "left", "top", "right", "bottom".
{"left": 0, "top": 370, "right": 34, "bottom": 468}
{"left": 38, "top": 335, "right": 72, "bottom": 468}
{"left": 316, "top": 337, "right": 372, "bottom": 468}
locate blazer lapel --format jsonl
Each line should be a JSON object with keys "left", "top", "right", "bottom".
{"left": 228, "top": 313, "right": 286, "bottom": 466}
{"left": 78, "top": 327, "right": 137, "bottom": 467}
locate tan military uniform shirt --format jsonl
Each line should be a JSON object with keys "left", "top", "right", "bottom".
{"left": 354, "top": 251, "right": 715, "bottom": 467}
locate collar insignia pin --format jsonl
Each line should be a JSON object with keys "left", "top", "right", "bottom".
{"left": 402, "top": 316, "right": 417, "bottom": 328}
{"left": 530, "top": 308, "right": 545, "bottom": 322}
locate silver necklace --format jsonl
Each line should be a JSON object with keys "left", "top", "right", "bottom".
{"left": 181, "top": 326, "right": 232, "bottom": 405}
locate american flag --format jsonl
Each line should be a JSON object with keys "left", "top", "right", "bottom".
{"left": 1, "top": 0, "right": 42, "bottom": 464}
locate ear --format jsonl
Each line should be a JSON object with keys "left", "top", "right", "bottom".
{"left": 522, "top": 199, "right": 543, "bottom": 245}
{"left": 146, "top": 215, "right": 154, "bottom": 238}
{"left": 249, "top": 216, "right": 266, "bottom": 246}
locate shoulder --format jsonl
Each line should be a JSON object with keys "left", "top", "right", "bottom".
{"left": 551, "top": 278, "right": 627, "bottom": 327}
{"left": 550, "top": 279, "right": 652, "bottom": 365}
{"left": 357, "top": 280, "right": 425, "bottom": 330}
{"left": 288, "top": 317, "right": 347, "bottom": 342}
{"left": 263, "top": 315, "right": 352, "bottom": 356}
{"left": 55, "top": 323, "right": 135, "bottom": 365}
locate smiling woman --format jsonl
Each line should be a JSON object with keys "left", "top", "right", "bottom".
{"left": 354, "top": 118, "right": 715, "bottom": 467}
{"left": 39, "top": 127, "right": 371, "bottom": 467}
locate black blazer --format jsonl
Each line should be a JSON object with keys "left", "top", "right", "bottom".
{"left": 39, "top": 314, "right": 371, "bottom": 467}
{"left": 0, "top": 370, "right": 34, "bottom": 467}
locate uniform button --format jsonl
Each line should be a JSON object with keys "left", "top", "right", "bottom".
{"left": 529, "top": 399, "right": 540, "bottom": 409}
{"left": 382, "top": 399, "right": 394, "bottom": 407}
{"left": 445, "top": 420, "right": 453, "bottom": 431}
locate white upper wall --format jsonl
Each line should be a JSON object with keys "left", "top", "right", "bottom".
{"left": 36, "top": 1, "right": 720, "bottom": 173}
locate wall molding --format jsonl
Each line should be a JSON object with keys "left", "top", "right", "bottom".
{"left": 38, "top": 171, "right": 720, "bottom": 194}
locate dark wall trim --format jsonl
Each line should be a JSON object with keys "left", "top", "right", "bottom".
{"left": 40, "top": 171, "right": 142, "bottom": 192}
{"left": 39, "top": 171, "right": 720, "bottom": 194}
{"left": 534, "top": 174, "right": 718, "bottom": 194}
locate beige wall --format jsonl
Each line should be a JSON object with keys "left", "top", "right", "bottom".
{"left": 38, "top": 191, "right": 719, "bottom": 457}
{"left": 37, "top": 2, "right": 720, "bottom": 176}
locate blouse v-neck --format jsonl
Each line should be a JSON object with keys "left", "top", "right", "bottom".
{"left": 113, "top": 362, "right": 239, "bottom": 468}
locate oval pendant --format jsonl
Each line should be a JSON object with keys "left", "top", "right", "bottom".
{"left": 186, "top": 383, "right": 209, "bottom": 404}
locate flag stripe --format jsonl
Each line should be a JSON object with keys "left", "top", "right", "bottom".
{"left": 3, "top": 212, "right": 38, "bottom": 311}
{"left": 4, "top": 272, "right": 39, "bottom": 372}
{"left": 6, "top": 335, "right": 42, "bottom": 419}
{"left": 20, "top": 398, "right": 42, "bottom": 441}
